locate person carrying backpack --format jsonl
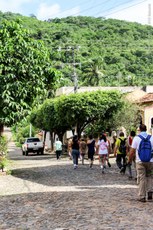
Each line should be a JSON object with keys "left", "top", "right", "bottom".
{"left": 128, "top": 124, "right": 153, "bottom": 202}
{"left": 114, "top": 132, "right": 127, "bottom": 174}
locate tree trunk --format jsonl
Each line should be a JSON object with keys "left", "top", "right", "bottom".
{"left": 50, "top": 132, "right": 54, "bottom": 151}
{"left": 0, "top": 124, "right": 4, "bottom": 136}
{"left": 43, "top": 130, "right": 47, "bottom": 143}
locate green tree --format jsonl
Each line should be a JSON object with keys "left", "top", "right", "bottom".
{"left": 0, "top": 19, "right": 59, "bottom": 127}
{"left": 30, "top": 90, "right": 124, "bottom": 138}
{"left": 106, "top": 100, "right": 141, "bottom": 133}
{"left": 82, "top": 58, "right": 104, "bottom": 86}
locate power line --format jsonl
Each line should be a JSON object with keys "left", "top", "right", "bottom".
{"left": 46, "top": 0, "right": 97, "bottom": 18}
{"left": 47, "top": 0, "right": 148, "bottom": 17}
{"left": 72, "top": 0, "right": 113, "bottom": 16}
{"left": 101, "top": 0, "right": 148, "bottom": 17}
{"left": 47, "top": 0, "right": 138, "bottom": 19}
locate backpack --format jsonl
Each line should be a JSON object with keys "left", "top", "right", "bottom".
{"left": 138, "top": 135, "right": 152, "bottom": 162}
{"left": 119, "top": 138, "right": 126, "bottom": 154}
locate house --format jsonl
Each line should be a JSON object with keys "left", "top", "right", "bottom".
{"left": 43, "top": 85, "right": 153, "bottom": 150}
{"left": 56, "top": 86, "right": 153, "bottom": 134}
{"left": 136, "top": 92, "right": 153, "bottom": 134}
{"left": 126, "top": 86, "right": 153, "bottom": 134}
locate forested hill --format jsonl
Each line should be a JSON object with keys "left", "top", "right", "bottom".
{"left": 1, "top": 11, "right": 153, "bottom": 87}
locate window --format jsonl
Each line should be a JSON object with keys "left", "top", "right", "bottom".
{"left": 151, "top": 117, "right": 153, "bottom": 128}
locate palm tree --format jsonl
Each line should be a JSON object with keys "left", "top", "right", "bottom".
{"left": 82, "top": 57, "right": 105, "bottom": 86}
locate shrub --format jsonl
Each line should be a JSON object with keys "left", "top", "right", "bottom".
{"left": 0, "top": 135, "right": 10, "bottom": 172}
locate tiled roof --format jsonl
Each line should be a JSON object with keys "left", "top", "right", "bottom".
{"left": 125, "top": 89, "right": 147, "bottom": 102}
{"left": 137, "top": 93, "right": 153, "bottom": 103}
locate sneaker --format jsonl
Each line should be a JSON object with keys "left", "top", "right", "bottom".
{"left": 108, "top": 162, "right": 111, "bottom": 167}
{"left": 101, "top": 166, "right": 105, "bottom": 174}
{"left": 120, "top": 167, "right": 125, "bottom": 174}
{"left": 128, "top": 176, "right": 133, "bottom": 180}
{"left": 74, "top": 164, "right": 77, "bottom": 169}
{"left": 137, "top": 197, "right": 146, "bottom": 202}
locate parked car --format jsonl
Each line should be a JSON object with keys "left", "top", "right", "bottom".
{"left": 22, "top": 137, "right": 44, "bottom": 156}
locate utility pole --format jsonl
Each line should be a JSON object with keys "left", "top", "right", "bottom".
{"left": 148, "top": 3, "right": 152, "bottom": 25}
{"left": 58, "top": 46, "right": 80, "bottom": 93}
{"left": 148, "top": 3, "right": 152, "bottom": 49}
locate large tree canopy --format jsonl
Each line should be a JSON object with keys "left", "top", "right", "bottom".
{"left": 30, "top": 90, "right": 124, "bottom": 138}
{"left": 0, "top": 19, "right": 59, "bottom": 126}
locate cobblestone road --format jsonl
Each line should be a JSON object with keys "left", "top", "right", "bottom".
{"left": 0, "top": 128, "right": 152, "bottom": 230}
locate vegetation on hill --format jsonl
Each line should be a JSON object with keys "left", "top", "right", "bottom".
{"left": 0, "top": 11, "right": 153, "bottom": 88}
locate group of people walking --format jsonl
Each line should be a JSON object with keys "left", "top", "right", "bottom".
{"left": 69, "top": 134, "right": 96, "bottom": 170}
{"left": 110, "top": 124, "right": 153, "bottom": 202}
{"left": 54, "top": 124, "right": 153, "bottom": 202}
{"left": 67, "top": 133, "right": 111, "bottom": 172}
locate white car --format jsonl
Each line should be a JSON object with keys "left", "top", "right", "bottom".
{"left": 22, "top": 137, "right": 44, "bottom": 156}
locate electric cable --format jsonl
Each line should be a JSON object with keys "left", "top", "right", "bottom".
{"left": 102, "top": 0, "right": 148, "bottom": 17}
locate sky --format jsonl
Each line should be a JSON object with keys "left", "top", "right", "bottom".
{"left": 0, "top": 0, "right": 153, "bottom": 25}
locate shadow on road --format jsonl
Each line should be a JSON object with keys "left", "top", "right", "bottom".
{"left": 11, "top": 163, "right": 136, "bottom": 188}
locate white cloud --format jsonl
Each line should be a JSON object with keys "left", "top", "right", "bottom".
{"left": 36, "top": 2, "right": 80, "bottom": 20}
{"left": 36, "top": 3, "right": 60, "bottom": 20}
{"left": 0, "top": 0, "right": 31, "bottom": 14}
{"left": 106, "top": 0, "right": 152, "bottom": 25}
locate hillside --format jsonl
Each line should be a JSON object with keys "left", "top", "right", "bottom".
{"left": 1, "top": 11, "right": 153, "bottom": 87}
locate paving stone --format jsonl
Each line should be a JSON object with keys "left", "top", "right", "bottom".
{"left": 0, "top": 128, "right": 152, "bottom": 229}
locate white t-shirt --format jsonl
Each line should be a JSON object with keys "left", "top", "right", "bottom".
{"left": 55, "top": 140, "right": 62, "bottom": 151}
{"left": 98, "top": 140, "right": 109, "bottom": 155}
{"left": 131, "top": 132, "right": 153, "bottom": 163}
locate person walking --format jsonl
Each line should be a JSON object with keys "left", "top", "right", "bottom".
{"left": 129, "top": 124, "right": 153, "bottom": 202}
{"left": 114, "top": 132, "right": 127, "bottom": 174}
{"left": 97, "top": 134, "right": 109, "bottom": 174}
{"left": 104, "top": 132, "right": 111, "bottom": 167}
{"left": 79, "top": 138, "right": 87, "bottom": 165}
{"left": 126, "top": 130, "right": 136, "bottom": 179}
{"left": 71, "top": 135, "right": 80, "bottom": 169}
{"left": 87, "top": 135, "right": 96, "bottom": 168}
{"left": 54, "top": 137, "right": 62, "bottom": 160}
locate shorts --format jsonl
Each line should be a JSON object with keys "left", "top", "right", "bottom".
{"left": 99, "top": 154, "right": 108, "bottom": 160}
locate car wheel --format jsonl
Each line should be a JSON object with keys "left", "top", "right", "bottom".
{"left": 41, "top": 151, "right": 44, "bottom": 155}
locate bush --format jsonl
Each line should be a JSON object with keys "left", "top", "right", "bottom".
{"left": 0, "top": 135, "right": 10, "bottom": 172}
{"left": 0, "top": 135, "right": 7, "bottom": 155}
{"left": 12, "top": 122, "right": 38, "bottom": 146}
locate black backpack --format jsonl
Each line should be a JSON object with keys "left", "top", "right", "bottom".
{"left": 119, "top": 138, "right": 126, "bottom": 154}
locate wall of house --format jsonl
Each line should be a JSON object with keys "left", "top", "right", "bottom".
{"left": 56, "top": 86, "right": 142, "bottom": 96}
{"left": 144, "top": 105, "right": 153, "bottom": 134}
{"left": 145, "top": 86, "right": 153, "bottom": 93}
